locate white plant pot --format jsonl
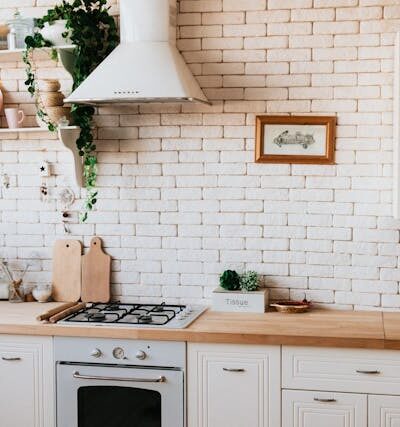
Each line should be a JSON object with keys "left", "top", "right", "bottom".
{"left": 40, "top": 20, "right": 71, "bottom": 46}
{"left": 212, "top": 288, "right": 269, "bottom": 313}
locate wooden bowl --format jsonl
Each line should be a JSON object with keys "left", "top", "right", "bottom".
{"left": 37, "top": 79, "right": 61, "bottom": 92}
{"left": 270, "top": 300, "right": 312, "bottom": 314}
{"left": 40, "top": 91, "right": 64, "bottom": 107}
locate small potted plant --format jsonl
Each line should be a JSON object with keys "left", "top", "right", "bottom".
{"left": 212, "top": 270, "right": 269, "bottom": 313}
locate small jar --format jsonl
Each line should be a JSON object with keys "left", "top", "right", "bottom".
{"left": 32, "top": 284, "right": 52, "bottom": 303}
{"left": 22, "top": 284, "right": 35, "bottom": 302}
{"left": 9, "top": 281, "right": 24, "bottom": 303}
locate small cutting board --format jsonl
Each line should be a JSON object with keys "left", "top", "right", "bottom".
{"left": 52, "top": 240, "right": 82, "bottom": 302}
{"left": 81, "top": 237, "right": 111, "bottom": 303}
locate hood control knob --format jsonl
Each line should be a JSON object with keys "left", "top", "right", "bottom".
{"left": 135, "top": 350, "right": 147, "bottom": 360}
{"left": 91, "top": 348, "right": 102, "bottom": 358}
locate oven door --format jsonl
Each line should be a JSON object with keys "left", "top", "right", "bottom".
{"left": 57, "top": 363, "right": 184, "bottom": 427}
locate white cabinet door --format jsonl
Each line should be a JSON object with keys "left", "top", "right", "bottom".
{"left": 0, "top": 335, "right": 54, "bottom": 427}
{"left": 187, "top": 343, "right": 280, "bottom": 427}
{"left": 369, "top": 395, "right": 400, "bottom": 427}
{"left": 282, "top": 390, "right": 367, "bottom": 427}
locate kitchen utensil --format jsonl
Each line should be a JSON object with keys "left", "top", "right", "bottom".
{"left": 270, "top": 300, "right": 312, "bottom": 314}
{"left": 52, "top": 240, "right": 82, "bottom": 302}
{"left": 49, "top": 302, "right": 86, "bottom": 324}
{"left": 32, "top": 284, "right": 52, "bottom": 303}
{"left": 36, "top": 301, "right": 77, "bottom": 322}
{"left": 81, "top": 237, "right": 111, "bottom": 303}
{"left": 4, "top": 108, "right": 24, "bottom": 129}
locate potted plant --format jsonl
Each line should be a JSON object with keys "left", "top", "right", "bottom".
{"left": 23, "top": 0, "right": 119, "bottom": 222}
{"left": 212, "top": 270, "right": 269, "bottom": 313}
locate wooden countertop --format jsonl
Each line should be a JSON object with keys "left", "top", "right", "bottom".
{"left": 0, "top": 302, "right": 399, "bottom": 349}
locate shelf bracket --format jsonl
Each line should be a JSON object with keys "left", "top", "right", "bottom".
{"left": 58, "top": 127, "right": 83, "bottom": 188}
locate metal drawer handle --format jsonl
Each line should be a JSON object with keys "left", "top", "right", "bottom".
{"left": 72, "top": 371, "right": 166, "bottom": 383}
{"left": 223, "top": 368, "right": 245, "bottom": 373}
{"left": 356, "top": 370, "right": 381, "bottom": 375}
{"left": 314, "top": 398, "right": 337, "bottom": 403}
{"left": 1, "top": 356, "right": 21, "bottom": 362}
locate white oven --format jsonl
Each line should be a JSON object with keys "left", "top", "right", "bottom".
{"left": 55, "top": 337, "right": 185, "bottom": 427}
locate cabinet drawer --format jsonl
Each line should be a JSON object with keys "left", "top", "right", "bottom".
{"left": 282, "top": 390, "right": 367, "bottom": 427}
{"left": 283, "top": 346, "right": 400, "bottom": 395}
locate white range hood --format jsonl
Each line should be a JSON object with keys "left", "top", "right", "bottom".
{"left": 64, "top": 0, "right": 209, "bottom": 105}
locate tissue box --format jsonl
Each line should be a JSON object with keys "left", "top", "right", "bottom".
{"left": 212, "top": 288, "right": 269, "bottom": 313}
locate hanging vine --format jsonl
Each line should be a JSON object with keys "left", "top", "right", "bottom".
{"left": 24, "top": 0, "right": 119, "bottom": 222}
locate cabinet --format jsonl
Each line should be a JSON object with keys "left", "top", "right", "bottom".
{"left": 282, "top": 390, "right": 367, "bottom": 427}
{"left": 187, "top": 343, "right": 280, "bottom": 427}
{"left": 369, "top": 395, "right": 400, "bottom": 427}
{"left": 0, "top": 335, "right": 54, "bottom": 427}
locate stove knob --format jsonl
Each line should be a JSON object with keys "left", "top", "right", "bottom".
{"left": 135, "top": 350, "right": 147, "bottom": 360}
{"left": 91, "top": 348, "right": 102, "bottom": 358}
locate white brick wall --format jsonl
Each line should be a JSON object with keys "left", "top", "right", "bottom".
{"left": 0, "top": 0, "right": 399, "bottom": 309}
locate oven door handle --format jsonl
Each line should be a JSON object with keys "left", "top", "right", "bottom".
{"left": 72, "top": 371, "right": 166, "bottom": 383}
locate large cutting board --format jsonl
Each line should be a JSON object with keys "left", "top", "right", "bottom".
{"left": 52, "top": 240, "right": 82, "bottom": 302}
{"left": 81, "top": 237, "right": 111, "bottom": 303}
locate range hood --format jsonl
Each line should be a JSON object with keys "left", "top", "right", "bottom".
{"left": 64, "top": 0, "right": 209, "bottom": 105}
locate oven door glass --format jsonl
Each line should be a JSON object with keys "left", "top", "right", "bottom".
{"left": 57, "top": 363, "right": 184, "bottom": 427}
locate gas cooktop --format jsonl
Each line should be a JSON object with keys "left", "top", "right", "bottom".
{"left": 57, "top": 302, "right": 207, "bottom": 329}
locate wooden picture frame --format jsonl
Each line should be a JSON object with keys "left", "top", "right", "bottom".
{"left": 255, "top": 115, "right": 336, "bottom": 164}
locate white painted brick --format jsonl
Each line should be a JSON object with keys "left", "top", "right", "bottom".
{"left": 0, "top": 0, "right": 398, "bottom": 310}
{"left": 290, "top": 264, "right": 333, "bottom": 278}
{"left": 335, "top": 291, "right": 380, "bottom": 306}
{"left": 307, "top": 227, "right": 352, "bottom": 240}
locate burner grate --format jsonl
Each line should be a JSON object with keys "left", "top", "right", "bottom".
{"left": 63, "top": 302, "right": 186, "bottom": 326}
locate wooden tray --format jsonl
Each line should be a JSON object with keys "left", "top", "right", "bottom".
{"left": 270, "top": 300, "right": 312, "bottom": 314}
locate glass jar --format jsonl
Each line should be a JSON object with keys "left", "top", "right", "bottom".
{"left": 7, "top": 11, "right": 34, "bottom": 49}
{"left": 9, "top": 281, "right": 25, "bottom": 303}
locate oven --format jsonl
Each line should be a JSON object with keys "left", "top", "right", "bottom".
{"left": 55, "top": 337, "right": 186, "bottom": 427}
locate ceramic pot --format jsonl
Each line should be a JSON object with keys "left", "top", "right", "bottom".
{"left": 40, "top": 20, "right": 71, "bottom": 46}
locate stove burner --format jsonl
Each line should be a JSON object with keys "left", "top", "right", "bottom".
{"left": 138, "top": 314, "right": 153, "bottom": 324}
{"left": 152, "top": 303, "right": 166, "bottom": 312}
{"left": 104, "top": 304, "right": 121, "bottom": 311}
{"left": 88, "top": 312, "right": 106, "bottom": 322}
{"left": 61, "top": 302, "right": 202, "bottom": 328}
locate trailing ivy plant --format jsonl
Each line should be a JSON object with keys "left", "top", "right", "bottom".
{"left": 24, "top": 0, "right": 119, "bottom": 222}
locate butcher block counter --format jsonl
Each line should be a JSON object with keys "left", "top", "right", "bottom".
{"left": 0, "top": 302, "right": 400, "bottom": 349}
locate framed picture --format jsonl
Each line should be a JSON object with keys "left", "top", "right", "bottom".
{"left": 255, "top": 115, "right": 336, "bottom": 164}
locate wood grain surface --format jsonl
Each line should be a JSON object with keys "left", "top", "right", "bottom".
{"left": 0, "top": 302, "right": 396, "bottom": 350}
{"left": 81, "top": 237, "right": 111, "bottom": 303}
{"left": 52, "top": 240, "right": 82, "bottom": 302}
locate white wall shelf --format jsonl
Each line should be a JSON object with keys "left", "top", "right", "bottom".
{"left": 0, "top": 126, "right": 83, "bottom": 187}
{"left": 0, "top": 126, "right": 78, "bottom": 133}
{"left": 0, "top": 45, "right": 76, "bottom": 75}
{"left": 0, "top": 45, "right": 75, "bottom": 61}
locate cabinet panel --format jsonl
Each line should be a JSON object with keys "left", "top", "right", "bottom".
{"left": 188, "top": 343, "right": 280, "bottom": 427}
{"left": 0, "top": 335, "right": 54, "bottom": 427}
{"left": 283, "top": 390, "right": 367, "bottom": 427}
{"left": 283, "top": 346, "right": 400, "bottom": 395}
{"left": 369, "top": 395, "right": 400, "bottom": 427}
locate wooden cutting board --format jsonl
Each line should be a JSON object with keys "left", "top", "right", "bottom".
{"left": 52, "top": 240, "right": 82, "bottom": 302}
{"left": 81, "top": 237, "right": 111, "bottom": 303}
